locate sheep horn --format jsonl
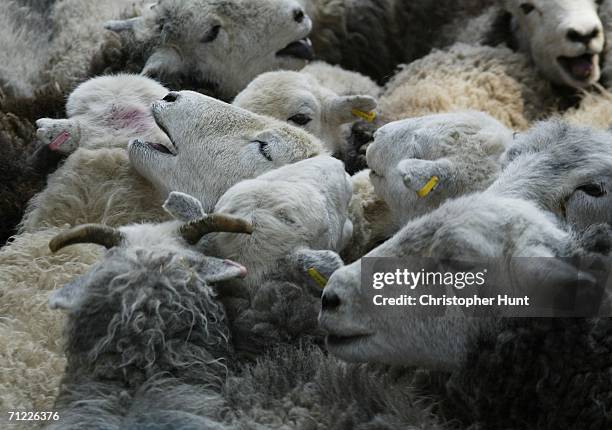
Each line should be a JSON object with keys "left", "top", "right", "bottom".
{"left": 49, "top": 224, "right": 125, "bottom": 253}
{"left": 180, "top": 214, "right": 253, "bottom": 245}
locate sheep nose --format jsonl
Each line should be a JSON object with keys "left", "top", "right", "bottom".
{"left": 162, "top": 92, "right": 179, "bottom": 103}
{"left": 321, "top": 291, "right": 341, "bottom": 311}
{"left": 566, "top": 27, "right": 600, "bottom": 45}
{"left": 293, "top": 8, "right": 305, "bottom": 23}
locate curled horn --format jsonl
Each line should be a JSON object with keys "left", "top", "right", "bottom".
{"left": 180, "top": 214, "right": 253, "bottom": 245}
{"left": 49, "top": 224, "right": 125, "bottom": 253}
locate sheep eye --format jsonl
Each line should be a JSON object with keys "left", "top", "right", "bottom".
{"left": 288, "top": 114, "right": 312, "bottom": 126}
{"left": 519, "top": 3, "right": 535, "bottom": 14}
{"left": 256, "top": 140, "right": 272, "bottom": 161}
{"left": 577, "top": 183, "right": 605, "bottom": 197}
{"left": 201, "top": 25, "right": 221, "bottom": 43}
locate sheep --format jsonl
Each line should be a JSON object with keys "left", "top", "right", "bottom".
{"left": 21, "top": 91, "right": 323, "bottom": 233}
{"left": 300, "top": 0, "right": 492, "bottom": 83}
{"left": 127, "top": 90, "right": 325, "bottom": 215}
{"left": 488, "top": 0, "right": 607, "bottom": 90}
{"left": 367, "top": 111, "right": 514, "bottom": 231}
{"left": 41, "top": 194, "right": 254, "bottom": 429}
{"left": 93, "top": 0, "right": 314, "bottom": 101}
{"left": 232, "top": 66, "right": 377, "bottom": 159}
{"left": 35, "top": 74, "right": 171, "bottom": 155}
{"left": 319, "top": 120, "right": 612, "bottom": 368}
{"left": 198, "top": 155, "right": 352, "bottom": 291}
{"left": 316, "top": 121, "right": 612, "bottom": 429}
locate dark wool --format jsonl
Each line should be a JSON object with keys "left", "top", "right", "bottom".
{"left": 309, "top": 0, "right": 493, "bottom": 84}
{"left": 0, "top": 111, "right": 63, "bottom": 245}
{"left": 437, "top": 318, "right": 612, "bottom": 429}
{"left": 49, "top": 248, "right": 233, "bottom": 429}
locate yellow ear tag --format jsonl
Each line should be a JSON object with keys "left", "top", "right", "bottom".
{"left": 417, "top": 176, "right": 439, "bottom": 198}
{"left": 307, "top": 267, "right": 328, "bottom": 288}
{"left": 351, "top": 109, "right": 377, "bottom": 123}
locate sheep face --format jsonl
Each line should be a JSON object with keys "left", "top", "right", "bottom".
{"left": 565, "top": 175, "right": 612, "bottom": 230}
{"left": 503, "top": 0, "right": 605, "bottom": 88}
{"left": 233, "top": 71, "right": 377, "bottom": 156}
{"left": 318, "top": 193, "right": 576, "bottom": 368}
{"left": 498, "top": 120, "right": 612, "bottom": 226}
{"left": 106, "top": 0, "right": 313, "bottom": 99}
{"left": 207, "top": 156, "right": 353, "bottom": 288}
{"left": 36, "top": 74, "right": 172, "bottom": 154}
{"left": 128, "top": 90, "right": 323, "bottom": 212}
{"left": 366, "top": 112, "right": 512, "bottom": 229}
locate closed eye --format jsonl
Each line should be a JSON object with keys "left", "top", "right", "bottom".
{"left": 519, "top": 2, "right": 535, "bottom": 14}
{"left": 577, "top": 183, "right": 605, "bottom": 197}
{"left": 288, "top": 113, "right": 312, "bottom": 126}
{"left": 256, "top": 140, "right": 272, "bottom": 161}
{"left": 201, "top": 25, "right": 221, "bottom": 43}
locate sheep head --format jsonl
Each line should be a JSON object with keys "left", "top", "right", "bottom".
{"left": 105, "top": 0, "right": 314, "bottom": 99}
{"left": 501, "top": 0, "right": 605, "bottom": 88}
{"left": 366, "top": 112, "right": 513, "bottom": 229}
{"left": 48, "top": 192, "right": 252, "bottom": 312}
{"left": 202, "top": 156, "right": 353, "bottom": 290}
{"left": 233, "top": 70, "right": 377, "bottom": 156}
{"left": 128, "top": 90, "right": 324, "bottom": 213}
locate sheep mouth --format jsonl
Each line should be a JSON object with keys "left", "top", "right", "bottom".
{"left": 557, "top": 54, "right": 598, "bottom": 83}
{"left": 276, "top": 38, "right": 314, "bottom": 61}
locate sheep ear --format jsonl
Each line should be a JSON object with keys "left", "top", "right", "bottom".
{"left": 103, "top": 17, "right": 143, "bottom": 32}
{"left": 163, "top": 191, "right": 206, "bottom": 222}
{"left": 198, "top": 258, "right": 247, "bottom": 283}
{"left": 141, "top": 47, "right": 184, "bottom": 80}
{"left": 287, "top": 249, "right": 344, "bottom": 295}
{"left": 397, "top": 158, "right": 453, "bottom": 197}
{"left": 327, "top": 95, "right": 377, "bottom": 125}
{"left": 48, "top": 276, "right": 89, "bottom": 311}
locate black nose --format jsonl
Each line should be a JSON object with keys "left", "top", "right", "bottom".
{"left": 566, "top": 27, "right": 600, "bottom": 45}
{"left": 293, "top": 8, "right": 305, "bottom": 23}
{"left": 162, "top": 92, "right": 179, "bottom": 103}
{"left": 321, "top": 291, "right": 341, "bottom": 311}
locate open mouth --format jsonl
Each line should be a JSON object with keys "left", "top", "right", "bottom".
{"left": 558, "top": 54, "right": 597, "bottom": 82}
{"left": 276, "top": 38, "right": 314, "bottom": 61}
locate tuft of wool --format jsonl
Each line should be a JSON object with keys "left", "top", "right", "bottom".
{"left": 380, "top": 43, "right": 559, "bottom": 130}
{"left": 20, "top": 148, "right": 168, "bottom": 233}
{"left": 0, "top": 228, "right": 102, "bottom": 423}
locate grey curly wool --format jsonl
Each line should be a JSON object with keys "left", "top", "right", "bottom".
{"left": 47, "top": 247, "right": 233, "bottom": 429}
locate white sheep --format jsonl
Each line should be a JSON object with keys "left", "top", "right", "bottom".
{"left": 127, "top": 90, "right": 325, "bottom": 214}
{"left": 199, "top": 155, "right": 352, "bottom": 290}
{"left": 22, "top": 90, "right": 324, "bottom": 232}
{"left": 101, "top": 0, "right": 314, "bottom": 100}
{"left": 233, "top": 66, "right": 377, "bottom": 157}
{"left": 35, "top": 74, "right": 170, "bottom": 155}
{"left": 367, "top": 111, "right": 514, "bottom": 231}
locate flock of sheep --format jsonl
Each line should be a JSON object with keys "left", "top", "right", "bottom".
{"left": 1, "top": 0, "right": 612, "bottom": 429}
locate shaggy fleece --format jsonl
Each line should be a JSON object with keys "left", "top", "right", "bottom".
{"left": 20, "top": 148, "right": 168, "bottom": 233}
{"left": 380, "top": 43, "right": 558, "bottom": 131}
{"left": 0, "top": 228, "right": 102, "bottom": 429}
